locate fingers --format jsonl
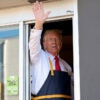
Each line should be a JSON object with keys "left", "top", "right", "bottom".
{"left": 32, "top": 1, "right": 38, "bottom": 12}
{"left": 40, "top": 2, "right": 43, "bottom": 10}
{"left": 32, "top": 0, "right": 51, "bottom": 22}
{"left": 32, "top": 1, "right": 42, "bottom": 12}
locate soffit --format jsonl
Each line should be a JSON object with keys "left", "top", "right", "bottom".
{"left": 0, "top": 0, "right": 30, "bottom": 9}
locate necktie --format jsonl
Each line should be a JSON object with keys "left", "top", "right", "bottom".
{"left": 54, "top": 56, "right": 61, "bottom": 71}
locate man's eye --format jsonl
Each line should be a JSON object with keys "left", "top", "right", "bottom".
{"left": 47, "top": 38, "right": 52, "bottom": 41}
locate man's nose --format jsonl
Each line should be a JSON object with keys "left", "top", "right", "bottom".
{"left": 52, "top": 38, "right": 56, "bottom": 43}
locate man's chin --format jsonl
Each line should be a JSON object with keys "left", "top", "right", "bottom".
{"left": 50, "top": 51, "right": 58, "bottom": 56}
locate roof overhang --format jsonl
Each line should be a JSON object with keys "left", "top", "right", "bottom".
{"left": 0, "top": 0, "right": 57, "bottom": 9}
{"left": 0, "top": 0, "right": 30, "bottom": 9}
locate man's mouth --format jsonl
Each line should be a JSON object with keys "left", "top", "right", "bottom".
{"left": 51, "top": 45, "right": 57, "bottom": 49}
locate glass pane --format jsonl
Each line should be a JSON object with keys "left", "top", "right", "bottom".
{"left": 0, "top": 25, "right": 19, "bottom": 100}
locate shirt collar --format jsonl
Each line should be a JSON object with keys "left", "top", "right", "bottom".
{"left": 46, "top": 51, "right": 60, "bottom": 61}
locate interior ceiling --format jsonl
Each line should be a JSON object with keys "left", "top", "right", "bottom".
{"left": 0, "top": 0, "right": 30, "bottom": 9}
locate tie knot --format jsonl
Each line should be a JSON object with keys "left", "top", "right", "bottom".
{"left": 54, "top": 56, "right": 59, "bottom": 61}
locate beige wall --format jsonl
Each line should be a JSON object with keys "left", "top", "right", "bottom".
{"left": 0, "top": 0, "right": 74, "bottom": 26}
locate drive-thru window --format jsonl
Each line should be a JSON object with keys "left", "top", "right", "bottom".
{"left": 0, "top": 0, "right": 80, "bottom": 100}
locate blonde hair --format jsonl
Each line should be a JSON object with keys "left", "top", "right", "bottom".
{"left": 43, "top": 29, "right": 63, "bottom": 41}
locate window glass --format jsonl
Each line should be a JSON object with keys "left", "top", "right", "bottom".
{"left": 0, "top": 25, "right": 19, "bottom": 100}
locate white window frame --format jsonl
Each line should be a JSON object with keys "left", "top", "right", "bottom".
{"left": 25, "top": 13, "right": 80, "bottom": 100}
{"left": 19, "top": 22, "right": 26, "bottom": 100}
{"left": 73, "top": 0, "right": 81, "bottom": 100}
{"left": 0, "top": 22, "right": 27, "bottom": 100}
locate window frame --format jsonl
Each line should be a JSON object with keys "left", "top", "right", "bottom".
{"left": 0, "top": 22, "right": 27, "bottom": 100}
{"left": 25, "top": 14, "right": 80, "bottom": 100}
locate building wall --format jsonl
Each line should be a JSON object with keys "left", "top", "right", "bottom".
{"left": 78, "top": 0, "right": 100, "bottom": 100}
{"left": 0, "top": 0, "right": 74, "bottom": 26}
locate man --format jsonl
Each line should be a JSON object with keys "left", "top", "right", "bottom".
{"left": 29, "top": 1, "right": 73, "bottom": 100}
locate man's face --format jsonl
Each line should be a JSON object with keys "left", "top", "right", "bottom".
{"left": 43, "top": 32, "right": 62, "bottom": 56}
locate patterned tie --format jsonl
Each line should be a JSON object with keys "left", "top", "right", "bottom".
{"left": 54, "top": 56, "right": 61, "bottom": 71}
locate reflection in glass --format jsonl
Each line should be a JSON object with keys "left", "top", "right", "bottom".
{"left": 0, "top": 25, "right": 19, "bottom": 100}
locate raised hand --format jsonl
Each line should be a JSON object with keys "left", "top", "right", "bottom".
{"left": 32, "top": 1, "right": 51, "bottom": 29}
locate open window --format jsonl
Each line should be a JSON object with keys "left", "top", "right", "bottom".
{"left": 28, "top": 18, "right": 74, "bottom": 99}
{"left": 29, "top": 18, "right": 73, "bottom": 70}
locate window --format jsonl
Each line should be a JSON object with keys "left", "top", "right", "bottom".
{"left": 0, "top": 25, "right": 19, "bottom": 100}
{"left": 28, "top": 18, "right": 74, "bottom": 99}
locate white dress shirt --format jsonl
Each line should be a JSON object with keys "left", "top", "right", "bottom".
{"left": 29, "top": 29, "right": 72, "bottom": 95}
